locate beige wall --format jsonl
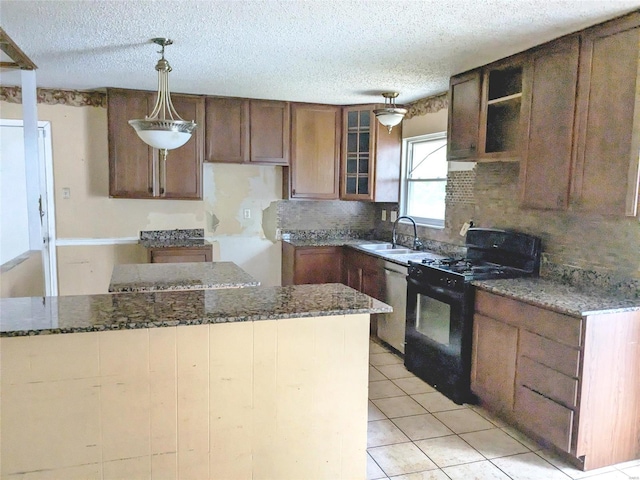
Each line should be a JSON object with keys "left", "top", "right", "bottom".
{"left": 402, "top": 109, "right": 448, "bottom": 139}
{"left": 1, "top": 101, "right": 283, "bottom": 294}
{"left": 0, "top": 251, "right": 44, "bottom": 298}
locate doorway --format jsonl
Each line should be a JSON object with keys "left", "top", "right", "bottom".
{"left": 0, "top": 119, "right": 57, "bottom": 296}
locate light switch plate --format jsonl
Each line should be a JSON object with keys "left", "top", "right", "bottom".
{"left": 390, "top": 211, "right": 398, "bottom": 222}
{"left": 381, "top": 210, "right": 387, "bottom": 221}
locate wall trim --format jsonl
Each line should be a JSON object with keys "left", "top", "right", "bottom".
{"left": 56, "top": 237, "right": 138, "bottom": 247}
{"left": 0, "top": 86, "right": 106, "bottom": 108}
{"left": 405, "top": 92, "right": 448, "bottom": 119}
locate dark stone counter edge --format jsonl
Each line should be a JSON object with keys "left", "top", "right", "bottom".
{"left": 108, "top": 281, "right": 261, "bottom": 293}
{"left": 472, "top": 282, "right": 640, "bottom": 318}
{"left": 0, "top": 305, "right": 392, "bottom": 338}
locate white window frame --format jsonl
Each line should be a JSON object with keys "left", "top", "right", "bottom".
{"left": 399, "top": 132, "right": 448, "bottom": 228}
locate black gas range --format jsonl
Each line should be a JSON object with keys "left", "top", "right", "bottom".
{"left": 404, "top": 228, "right": 542, "bottom": 404}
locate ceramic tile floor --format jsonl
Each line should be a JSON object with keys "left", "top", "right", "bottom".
{"left": 367, "top": 339, "right": 640, "bottom": 480}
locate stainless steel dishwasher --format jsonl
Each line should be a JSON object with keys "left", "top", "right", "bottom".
{"left": 378, "top": 261, "right": 408, "bottom": 353}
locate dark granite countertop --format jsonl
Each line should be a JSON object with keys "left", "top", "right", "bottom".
{"left": 283, "top": 238, "right": 445, "bottom": 267}
{"left": 0, "top": 283, "right": 392, "bottom": 337}
{"left": 109, "top": 262, "right": 260, "bottom": 293}
{"left": 472, "top": 277, "right": 640, "bottom": 317}
{"left": 139, "top": 238, "right": 215, "bottom": 248}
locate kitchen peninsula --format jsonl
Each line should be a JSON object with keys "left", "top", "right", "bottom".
{"left": 0, "top": 284, "right": 391, "bottom": 479}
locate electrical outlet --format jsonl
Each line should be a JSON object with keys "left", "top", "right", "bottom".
{"left": 381, "top": 210, "right": 387, "bottom": 221}
{"left": 390, "top": 211, "right": 398, "bottom": 222}
{"left": 243, "top": 208, "right": 251, "bottom": 219}
{"left": 62, "top": 188, "right": 70, "bottom": 199}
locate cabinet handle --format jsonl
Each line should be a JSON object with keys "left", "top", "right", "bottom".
{"left": 470, "top": 143, "right": 476, "bottom": 151}
{"left": 292, "top": 189, "right": 296, "bottom": 195}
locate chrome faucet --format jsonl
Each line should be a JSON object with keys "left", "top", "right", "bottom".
{"left": 392, "top": 215, "right": 423, "bottom": 250}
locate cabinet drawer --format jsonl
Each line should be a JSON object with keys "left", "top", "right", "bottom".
{"left": 475, "top": 290, "right": 582, "bottom": 346}
{"left": 515, "top": 385, "right": 574, "bottom": 452}
{"left": 517, "top": 356, "right": 578, "bottom": 407}
{"left": 519, "top": 330, "right": 580, "bottom": 377}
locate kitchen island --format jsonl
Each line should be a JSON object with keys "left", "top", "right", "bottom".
{"left": 108, "top": 261, "right": 260, "bottom": 293}
{"left": 0, "top": 284, "right": 390, "bottom": 479}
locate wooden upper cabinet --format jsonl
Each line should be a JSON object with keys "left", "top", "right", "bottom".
{"left": 205, "top": 98, "right": 290, "bottom": 166}
{"left": 107, "top": 88, "right": 204, "bottom": 200}
{"left": 572, "top": 12, "right": 640, "bottom": 216}
{"left": 286, "top": 103, "right": 341, "bottom": 199}
{"left": 478, "top": 54, "right": 527, "bottom": 160}
{"left": 205, "top": 97, "right": 249, "bottom": 163}
{"left": 108, "top": 88, "right": 154, "bottom": 198}
{"left": 340, "top": 106, "right": 401, "bottom": 202}
{"left": 519, "top": 35, "right": 580, "bottom": 210}
{"left": 249, "top": 100, "right": 290, "bottom": 165}
{"left": 447, "top": 71, "right": 481, "bottom": 161}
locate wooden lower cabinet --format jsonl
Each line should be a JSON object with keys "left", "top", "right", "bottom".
{"left": 148, "top": 246, "right": 213, "bottom": 263}
{"left": 281, "top": 243, "right": 343, "bottom": 286}
{"left": 341, "top": 248, "right": 384, "bottom": 301}
{"left": 470, "top": 313, "right": 518, "bottom": 416}
{"left": 472, "top": 289, "right": 640, "bottom": 470}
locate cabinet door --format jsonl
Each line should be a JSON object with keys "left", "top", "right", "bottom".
{"left": 519, "top": 36, "right": 580, "bottom": 210}
{"left": 288, "top": 103, "right": 341, "bottom": 199}
{"left": 471, "top": 313, "right": 518, "bottom": 415}
{"left": 341, "top": 107, "right": 375, "bottom": 200}
{"left": 573, "top": 14, "right": 640, "bottom": 216}
{"left": 205, "top": 97, "right": 250, "bottom": 163}
{"left": 108, "top": 88, "right": 154, "bottom": 198}
{"left": 250, "top": 100, "right": 290, "bottom": 165}
{"left": 361, "top": 267, "right": 384, "bottom": 301}
{"left": 447, "top": 71, "right": 481, "bottom": 161}
{"left": 293, "top": 247, "right": 343, "bottom": 284}
{"left": 161, "top": 94, "right": 204, "bottom": 199}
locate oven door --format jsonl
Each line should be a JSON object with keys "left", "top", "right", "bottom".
{"left": 404, "top": 276, "right": 475, "bottom": 404}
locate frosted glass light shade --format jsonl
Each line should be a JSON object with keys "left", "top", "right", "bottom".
{"left": 129, "top": 119, "right": 196, "bottom": 150}
{"left": 375, "top": 109, "right": 406, "bottom": 128}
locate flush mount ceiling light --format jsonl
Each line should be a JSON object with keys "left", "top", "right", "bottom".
{"left": 373, "top": 92, "right": 407, "bottom": 133}
{"left": 129, "top": 38, "right": 196, "bottom": 158}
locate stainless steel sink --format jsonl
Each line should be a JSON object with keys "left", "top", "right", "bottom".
{"left": 359, "top": 243, "right": 414, "bottom": 254}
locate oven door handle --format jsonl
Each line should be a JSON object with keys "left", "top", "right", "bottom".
{"left": 407, "top": 277, "right": 465, "bottom": 302}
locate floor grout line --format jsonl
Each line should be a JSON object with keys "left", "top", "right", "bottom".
{"left": 367, "top": 339, "right": 599, "bottom": 480}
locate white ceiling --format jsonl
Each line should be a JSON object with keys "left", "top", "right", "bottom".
{"left": 1, "top": 0, "right": 639, "bottom": 105}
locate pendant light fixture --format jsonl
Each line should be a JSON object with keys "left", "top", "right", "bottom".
{"left": 373, "top": 92, "right": 407, "bottom": 133}
{"left": 129, "top": 38, "right": 196, "bottom": 160}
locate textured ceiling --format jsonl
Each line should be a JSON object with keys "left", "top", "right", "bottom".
{"left": 1, "top": 0, "right": 639, "bottom": 105}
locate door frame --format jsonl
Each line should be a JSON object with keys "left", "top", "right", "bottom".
{"left": 0, "top": 119, "right": 57, "bottom": 296}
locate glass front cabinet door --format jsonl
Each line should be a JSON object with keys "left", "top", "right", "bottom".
{"left": 342, "top": 107, "right": 373, "bottom": 199}
{"left": 341, "top": 105, "right": 402, "bottom": 202}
